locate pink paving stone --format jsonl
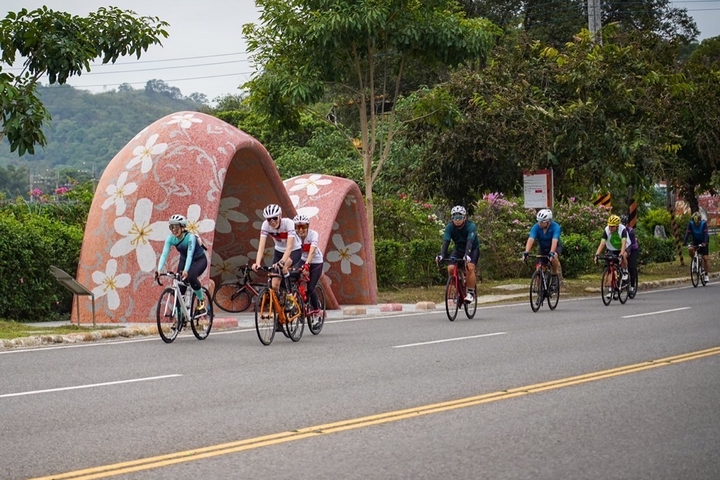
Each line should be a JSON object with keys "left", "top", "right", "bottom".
{"left": 379, "top": 303, "right": 403, "bottom": 312}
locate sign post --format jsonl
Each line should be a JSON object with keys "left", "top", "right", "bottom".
{"left": 50, "top": 266, "right": 96, "bottom": 326}
{"left": 523, "top": 169, "right": 554, "bottom": 209}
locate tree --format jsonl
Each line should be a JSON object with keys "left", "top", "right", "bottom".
{"left": 242, "top": 0, "right": 500, "bottom": 284}
{"left": 0, "top": 6, "right": 168, "bottom": 156}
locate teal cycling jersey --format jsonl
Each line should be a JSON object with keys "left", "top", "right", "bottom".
{"left": 441, "top": 220, "right": 480, "bottom": 255}
{"left": 157, "top": 232, "right": 205, "bottom": 273}
{"left": 683, "top": 220, "right": 709, "bottom": 245}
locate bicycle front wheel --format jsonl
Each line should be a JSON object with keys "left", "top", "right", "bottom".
{"left": 213, "top": 282, "right": 251, "bottom": 312}
{"left": 617, "top": 275, "right": 629, "bottom": 304}
{"left": 255, "top": 288, "right": 276, "bottom": 346}
{"left": 690, "top": 257, "right": 700, "bottom": 287}
{"left": 464, "top": 284, "right": 478, "bottom": 319}
{"left": 307, "top": 285, "right": 326, "bottom": 335}
{"left": 156, "top": 288, "right": 181, "bottom": 343}
{"left": 700, "top": 264, "right": 708, "bottom": 286}
{"left": 529, "top": 270, "right": 543, "bottom": 312}
{"left": 601, "top": 268, "right": 612, "bottom": 306}
{"left": 284, "top": 290, "right": 305, "bottom": 342}
{"left": 445, "top": 276, "right": 460, "bottom": 321}
{"left": 547, "top": 274, "right": 560, "bottom": 310}
{"left": 190, "top": 287, "right": 214, "bottom": 340}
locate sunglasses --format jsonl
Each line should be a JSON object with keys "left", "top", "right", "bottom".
{"left": 452, "top": 214, "right": 465, "bottom": 221}
{"left": 168, "top": 224, "right": 182, "bottom": 231}
{"left": 267, "top": 216, "right": 280, "bottom": 222}
{"left": 296, "top": 224, "right": 308, "bottom": 229}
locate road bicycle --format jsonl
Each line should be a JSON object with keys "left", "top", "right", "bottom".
{"left": 155, "top": 272, "right": 214, "bottom": 343}
{"left": 525, "top": 254, "right": 559, "bottom": 312}
{"left": 290, "top": 266, "right": 326, "bottom": 335}
{"left": 212, "top": 264, "right": 266, "bottom": 313}
{"left": 254, "top": 265, "right": 305, "bottom": 345}
{"left": 686, "top": 244, "right": 709, "bottom": 288}
{"left": 437, "top": 257, "right": 477, "bottom": 321}
{"left": 596, "top": 253, "right": 629, "bottom": 306}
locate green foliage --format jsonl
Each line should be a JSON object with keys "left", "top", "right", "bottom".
{"left": 375, "top": 239, "right": 443, "bottom": 288}
{"left": 374, "top": 240, "right": 405, "bottom": 288}
{"left": 1, "top": 6, "right": 169, "bottom": 156}
{"left": 637, "top": 233, "right": 677, "bottom": 264}
{"left": 561, "top": 233, "right": 595, "bottom": 278}
{"left": 0, "top": 214, "right": 83, "bottom": 321}
{"left": 373, "top": 195, "right": 445, "bottom": 243}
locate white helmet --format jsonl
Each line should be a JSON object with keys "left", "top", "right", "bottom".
{"left": 169, "top": 214, "right": 187, "bottom": 226}
{"left": 263, "top": 204, "right": 282, "bottom": 219}
{"left": 293, "top": 214, "right": 310, "bottom": 224}
{"left": 451, "top": 205, "right": 466, "bottom": 216}
{"left": 536, "top": 209, "right": 553, "bottom": 222}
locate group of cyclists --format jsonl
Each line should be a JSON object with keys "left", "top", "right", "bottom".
{"left": 154, "top": 204, "right": 325, "bottom": 319}
{"left": 437, "top": 204, "right": 712, "bottom": 303}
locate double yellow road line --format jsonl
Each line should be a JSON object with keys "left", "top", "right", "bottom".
{"left": 34, "top": 346, "right": 720, "bottom": 479}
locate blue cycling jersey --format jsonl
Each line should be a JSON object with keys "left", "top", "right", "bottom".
{"left": 683, "top": 220, "right": 709, "bottom": 245}
{"left": 529, "top": 221, "right": 562, "bottom": 252}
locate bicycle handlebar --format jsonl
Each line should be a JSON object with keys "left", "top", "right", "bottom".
{"left": 154, "top": 271, "right": 184, "bottom": 286}
{"left": 437, "top": 257, "right": 467, "bottom": 268}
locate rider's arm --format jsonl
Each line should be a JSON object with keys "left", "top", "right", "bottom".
{"left": 550, "top": 222, "right": 561, "bottom": 255}
{"left": 683, "top": 225, "right": 690, "bottom": 245}
{"left": 702, "top": 222, "right": 710, "bottom": 245}
{"left": 157, "top": 236, "right": 173, "bottom": 272}
{"left": 183, "top": 234, "right": 196, "bottom": 273}
{"left": 464, "top": 223, "right": 478, "bottom": 258}
{"left": 280, "top": 234, "right": 295, "bottom": 266}
{"left": 595, "top": 233, "right": 607, "bottom": 256}
{"left": 254, "top": 235, "right": 268, "bottom": 268}
{"left": 439, "top": 240, "right": 450, "bottom": 258}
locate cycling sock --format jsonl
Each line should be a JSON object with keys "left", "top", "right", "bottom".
{"left": 193, "top": 289, "right": 203, "bottom": 301}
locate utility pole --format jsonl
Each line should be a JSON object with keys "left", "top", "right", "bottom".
{"left": 588, "top": 0, "right": 602, "bottom": 44}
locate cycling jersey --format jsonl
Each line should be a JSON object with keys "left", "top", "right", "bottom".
{"left": 601, "top": 224, "right": 629, "bottom": 252}
{"left": 440, "top": 220, "right": 480, "bottom": 258}
{"left": 683, "top": 220, "right": 709, "bottom": 245}
{"left": 260, "top": 217, "right": 302, "bottom": 252}
{"left": 157, "top": 232, "right": 205, "bottom": 273}
{"left": 528, "top": 221, "right": 562, "bottom": 252}
{"left": 300, "top": 229, "right": 324, "bottom": 264}
{"left": 626, "top": 226, "right": 639, "bottom": 251}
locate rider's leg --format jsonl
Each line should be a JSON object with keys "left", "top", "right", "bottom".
{"left": 307, "top": 263, "right": 322, "bottom": 310}
{"left": 466, "top": 263, "right": 476, "bottom": 289}
{"left": 628, "top": 249, "right": 639, "bottom": 289}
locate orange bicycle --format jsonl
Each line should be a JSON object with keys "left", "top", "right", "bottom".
{"left": 254, "top": 265, "right": 305, "bottom": 345}
{"left": 438, "top": 257, "right": 477, "bottom": 321}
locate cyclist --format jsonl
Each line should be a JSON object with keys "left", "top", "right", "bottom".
{"left": 683, "top": 211, "right": 710, "bottom": 283}
{"left": 621, "top": 215, "right": 640, "bottom": 295}
{"left": 594, "top": 214, "right": 629, "bottom": 299}
{"left": 522, "top": 208, "right": 562, "bottom": 292}
{"left": 293, "top": 214, "right": 324, "bottom": 319}
{"left": 155, "top": 214, "right": 208, "bottom": 314}
{"left": 252, "top": 204, "right": 302, "bottom": 293}
{"left": 436, "top": 205, "right": 480, "bottom": 303}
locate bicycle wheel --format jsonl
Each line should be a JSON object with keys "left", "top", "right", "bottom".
{"left": 700, "top": 264, "right": 708, "bottom": 286}
{"left": 445, "top": 276, "right": 460, "bottom": 321}
{"left": 529, "top": 270, "right": 543, "bottom": 312}
{"left": 464, "top": 283, "right": 478, "bottom": 319}
{"left": 628, "top": 273, "right": 638, "bottom": 299}
{"left": 601, "top": 268, "right": 613, "bottom": 306}
{"left": 255, "top": 288, "right": 276, "bottom": 346}
{"left": 283, "top": 289, "right": 305, "bottom": 342}
{"left": 190, "top": 287, "right": 214, "bottom": 340}
{"left": 307, "top": 285, "right": 326, "bottom": 335}
{"left": 617, "top": 274, "right": 629, "bottom": 304}
{"left": 213, "top": 282, "right": 252, "bottom": 313}
{"left": 156, "top": 288, "right": 181, "bottom": 343}
{"left": 547, "top": 274, "right": 560, "bottom": 310}
{"left": 691, "top": 257, "right": 700, "bottom": 287}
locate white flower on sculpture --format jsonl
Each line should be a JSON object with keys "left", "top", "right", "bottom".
{"left": 110, "top": 198, "right": 167, "bottom": 271}
{"left": 289, "top": 174, "right": 332, "bottom": 196}
{"left": 216, "top": 197, "right": 249, "bottom": 234}
{"left": 289, "top": 195, "right": 319, "bottom": 221}
{"left": 168, "top": 113, "right": 202, "bottom": 129}
{"left": 252, "top": 209, "right": 266, "bottom": 230}
{"left": 211, "top": 252, "right": 249, "bottom": 280}
{"left": 91, "top": 259, "right": 131, "bottom": 310}
{"left": 126, "top": 134, "right": 168, "bottom": 174}
{"left": 345, "top": 194, "right": 357, "bottom": 206}
{"left": 248, "top": 238, "right": 274, "bottom": 266}
{"left": 101, "top": 171, "right": 137, "bottom": 216}
{"left": 326, "top": 234, "right": 363, "bottom": 274}
{"left": 183, "top": 204, "right": 215, "bottom": 239}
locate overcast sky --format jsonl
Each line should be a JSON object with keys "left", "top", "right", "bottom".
{"left": 3, "top": 1, "right": 720, "bottom": 105}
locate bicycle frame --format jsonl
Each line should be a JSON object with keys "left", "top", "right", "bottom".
{"left": 158, "top": 273, "right": 193, "bottom": 321}
{"left": 526, "top": 254, "right": 559, "bottom": 312}
{"left": 598, "top": 253, "right": 628, "bottom": 305}
{"left": 438, "top": 257, "right": 477, "bottom": 321}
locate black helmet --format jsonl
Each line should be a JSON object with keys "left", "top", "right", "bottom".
{"left": 620, "top": 215, "right": 628, "bottom": 226}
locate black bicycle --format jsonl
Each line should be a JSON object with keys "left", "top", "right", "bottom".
{"left": 525, "top": 254, "right": 559, "bottom": 312}
{"left": 212, "top": 264, "right": 266, "bottom": 313}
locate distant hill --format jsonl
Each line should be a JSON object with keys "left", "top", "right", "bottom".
{"left": 0, "top": 83, "right": 204, "bottom": 174}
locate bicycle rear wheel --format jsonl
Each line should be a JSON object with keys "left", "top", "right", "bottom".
{"left": 691, "top": 257, "right": 700, "bottom": 287}
{"left": 284, "top": 290, "right": 304, "bottom": 342}
{"left": 547, "top": 274, "right": 560, "bottom": 310}
{"left": 190, "top": 287, "right": 214, "bottom": 340}
{"left": 255, "top": 288, "right": 276, "bottom": 346}
{"left": 156, "top": 288, "right": 181, "bottom": 343}
{"left": 445, "top": 276, "right": 460, "bottom": 321}
{"left": 307, "top": 285, "right": 326, "bottom": 335}
{"left": 617, "top": 275, "right": 629, "bottom": 304}
{"left": 529, "top": 270, "right": 543, "bottom": 312}
{"left": 464, "top": 284, "right": 478, "bottom": 319}
{"left": 213, "top": 282, "right": 252, "bottom": 312}
{"left": 601, "top": 268, "right": 613, "bottom": 306}
{"left": 700, "top": 264, "right": 708, "bottom": 286}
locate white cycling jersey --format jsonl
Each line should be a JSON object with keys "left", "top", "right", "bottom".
{"left": 260, "top": 217, "right": 301, "bottom": 252}
{"left": 300, "top": 229, "right": 324, "bottom": 264}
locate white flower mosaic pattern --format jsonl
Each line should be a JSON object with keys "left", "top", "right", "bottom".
{"left": 326, "top": 234, "right": 363, "bottom": 274}
{"left": 110, "top": 198, "right": 168, "bottom": 272}
{"left": 126, "top": 134, "right": 168, "bottom": 174}
{"left": 183, "top": 204, "right": 215, "bottom": 238}
{"left": 91, "top": 259, "right": 131, "bottom": 310}
{"left": 289, "top": 174, "right": 332, "bottom": 196}
{"left": 216, "top": 197, "right": 249, "bottom": 234}
{"left": 167, "top": 113, "right": 202, "bottom": 129}
{"left": 211, "top": 251, "right": 250, "bottom": 280}
{"left": 101, "top": 171, "right": 137, "bottom": 216}
{"left": 289, "top": 194, "right": 319, "bottom": 220}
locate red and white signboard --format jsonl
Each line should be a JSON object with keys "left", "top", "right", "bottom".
{"left": 523, "top": 169, "right": 554, "bottom": 209}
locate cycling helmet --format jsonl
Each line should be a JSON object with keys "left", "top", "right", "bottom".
{"left": 691, "top": 211, "right": 701, "bottom": 223}
{"left": 263, "top": 204, "right": 282, "bottom": 219}
{"left": 607, "top": 214, "right": 621, "bottom": 227}
{"left": 293, "top": 214, "right": 310, "bottom": 225}
{"left": 620, "top": 215, "right": 629, "bottom": 226}
{"left": 451, "top": 205, "right": 466, "bottom": 216}
{"left": 536, "top": 209, "right": 553, "bottom": 222}
{"left": 168, "top": 214, "right": 187, "bottom": 227}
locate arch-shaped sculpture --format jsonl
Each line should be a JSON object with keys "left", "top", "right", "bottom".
{"left": 75, "top": 111, "right": 375, "bottom": 324}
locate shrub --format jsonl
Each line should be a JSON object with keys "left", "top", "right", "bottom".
{"left": 561, "top": 233, "right": 596, "bottom": 278}
{"left": 374, "top": 194, "right": 445, "bottom": 243}
{"left": 637, "top": 232, "right": 676, "bottom": 264}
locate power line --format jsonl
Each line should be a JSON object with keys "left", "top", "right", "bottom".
{"left": 66, "top": 71, "right": 256, "bottom": 89}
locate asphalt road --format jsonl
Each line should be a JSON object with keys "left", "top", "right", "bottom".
{"left": 2, "top": 283, "right": 719, "bottom": 480}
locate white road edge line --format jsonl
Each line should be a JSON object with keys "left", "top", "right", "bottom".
{"left": 0, "top": 374, "right": 182, "bottom": 399}
{"left": 393, "top": 332, "right": 507, "bottom": 348}
{"left": 622, "top": 307, "right": 692, "bottom": 319}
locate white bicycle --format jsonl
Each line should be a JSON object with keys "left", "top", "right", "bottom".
{"left": 155, "top": 272, "right": 214, "bottom": 343}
